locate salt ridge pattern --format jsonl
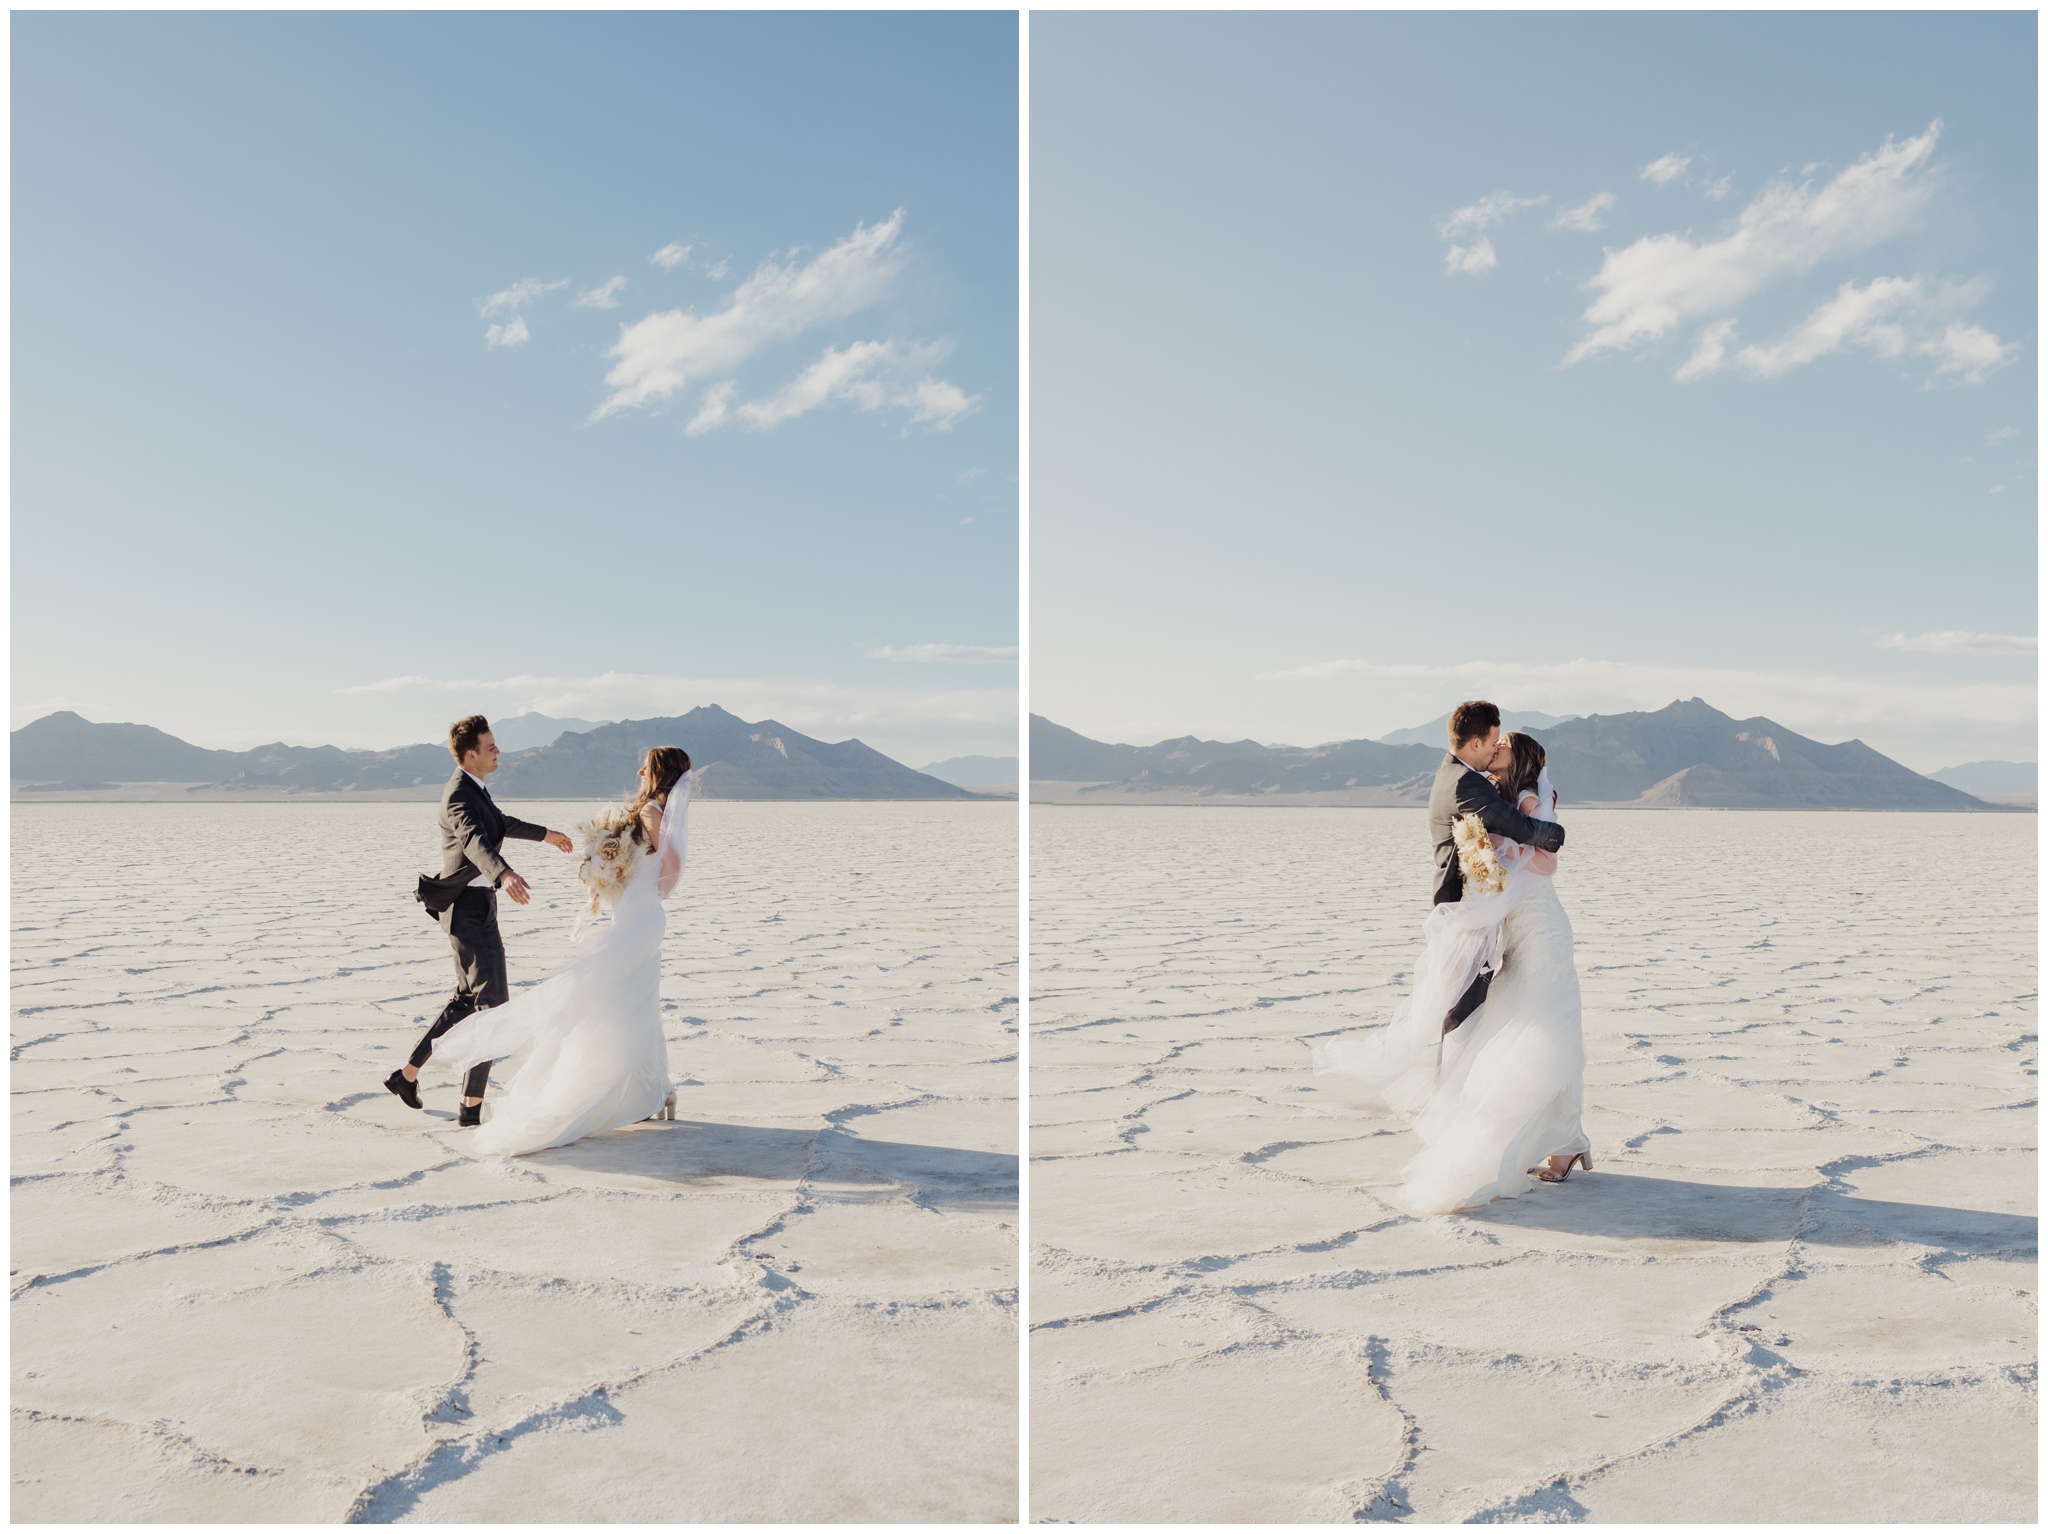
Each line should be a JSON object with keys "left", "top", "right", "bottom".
{"left": 1030, "top": 807, "right": 2035, "bottom": 1522}
{"left": 12, "top": 800, "right": 1018, "bottom": 1522}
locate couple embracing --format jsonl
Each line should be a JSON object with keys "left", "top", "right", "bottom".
{"left": 1315, "top": 699, "right": 1589, "bottom": 1215}
{"left": 382, "top": 713, "right": 696, "bottom": 1158}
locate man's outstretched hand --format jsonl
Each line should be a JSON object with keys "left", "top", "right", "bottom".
{"left": 544, "top": 829, "right": 573, "bottom": 853}
{"left": 500, "top": 871, "right": 533, "bottom": 905}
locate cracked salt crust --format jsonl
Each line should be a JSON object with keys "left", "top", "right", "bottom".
{"left": 1030, "top": 806, "right": 2036, "bottom": 1523}
{"left": 11, "top": 799, "right": 1018, "bottom": 1523}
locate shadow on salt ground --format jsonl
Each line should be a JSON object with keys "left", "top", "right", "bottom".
{"left": 531, "top": 1119, "right": 1018, "bottom": 1210}
{"left": 1467, "top": 1172, "right": 2038, "bottom": 1252}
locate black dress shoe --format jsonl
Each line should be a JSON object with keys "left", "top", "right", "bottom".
{"left": 458, "top": 1103, "right": 483, "bottom": 1128}
{"left": 384, "top": 1070, "right": 423, "bottom": 1110}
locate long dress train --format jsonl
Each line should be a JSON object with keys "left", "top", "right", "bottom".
{"left": 1314, "top": 777, "right": 1587, "bottom": 1213}
{"left": 430, "top": 785, "right": 690, "bottom": 1157}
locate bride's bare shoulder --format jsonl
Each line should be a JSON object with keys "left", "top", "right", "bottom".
{"left": 638, "top": 800, "right": 664, "bottom": 850}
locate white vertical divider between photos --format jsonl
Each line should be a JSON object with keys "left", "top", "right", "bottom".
{"left": 1014, "top": 5, "right": 1032, "bottom": 1523}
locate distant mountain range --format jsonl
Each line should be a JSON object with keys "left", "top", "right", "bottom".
{"left": 11, "top": 707, "right": 978, "bottom": 802}
{"left": 920, "top": 754, "right": 1020, "bottom": 788}
{"left": 1928, "top": 760, "right": 2037, "bottom": 800}
{"left": 489, "top": 712, "right": 612, "bottom": 753}
{"left": 1375, "top": 709, "right": 1579, "bottom": 747}
{"left": 1032, "top": 699, "right": 2008, "bottom": 811}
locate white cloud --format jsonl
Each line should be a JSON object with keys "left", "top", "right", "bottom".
{"left": 479, "top": 277, "right": 565, "bottom": 318}
{"left": 1701, "top": 173, "right": 1734, "bottom": 201}
{"left": 1255, "top": 653, "right": 2035, "bottom": 749}
{"left": 1552, "top": 193, "right": 1616, "bottom": 233}
{"left": 478, "top": 277, "right": 565, "bottom": 347}
{"left": 1676, "top": 276, "right": 2015, "bottom": 386}
{"left": 905, "top": 377, "right": 979, "bottom": 429}
{"left": 690, "top": 338, "right": 979, "bottom": 436}
{"left": 1437, "top": 192, "right": 1545, "bottom": 275}
{"left": 1876, "top": 631, "right": 2035, "bottom": 656}
{"left": 1444, "top": 238, "right": 1498, "bottom": 275}
{"left": 573, "top": 276, "right": 628, "bottom": 310}
{"left": 1439, "top": 192, "right": 1548, "bottom": 240}
{"left": 1925, "top": 321, "right": 2018, "bottom": 383}
{"left": 1987, "top": 425, "right": 2018, "bottom": 444}
{"left": 1640, "top": 152, "right": 1692, "bottom": 185}
{"left": 684, "top": 380, "right": 736, "bottom": 436}
{"left": 484, "top": 316, "right": 531, "bottom": 349}
{"left": 735, "top": 339, "right": 923, "bottom": 429}
{"left": 593, "top": 210, "right": 909, "bottom": 421}
{"left": 1567, "top": 122, "right": 1944, "bottom": 366}
{"left": 868, "top": 643, "right": 1018, "bottom": 664}
{"left": 1674, "top": 317, "right": 1737, "bottom": 383}
{"left": 649, "top": 242, "right": 693, "bottom": 270}
{"left": 705, "top": 258, "right": 731, "bottom": 280}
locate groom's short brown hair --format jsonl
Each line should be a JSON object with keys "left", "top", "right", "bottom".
{"left": 1448, "top": 700, "right": 1500, "bottom": 748}
{"left": 449, "top": 714, "right": 492, "bottom": 762}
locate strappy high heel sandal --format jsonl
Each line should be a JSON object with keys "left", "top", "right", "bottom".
{"left": 645, "top": 1091, "right": 677, "bottom": 1124}
{"left": 1530, "top": 1150, "right": 1591, "bottom": 1182}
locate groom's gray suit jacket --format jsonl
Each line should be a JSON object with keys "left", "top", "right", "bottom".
{"left": 415, "top": 770, "right": 547, "bottom": 915}
{"left": 1428, "top": 753, "right": 1566, "bottom": 907}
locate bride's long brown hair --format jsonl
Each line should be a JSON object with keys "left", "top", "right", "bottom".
{"left": 1493, "top": 732, "right": 1546, "bottom": 809}
{"left": 625, "top": 745, "right": 692, "bottom": 837}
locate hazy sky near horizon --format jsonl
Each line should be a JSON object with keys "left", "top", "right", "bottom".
{"left": 1033, "top": 12, "right": 2036, "bottom": 772}
{"left": 14, "top": 12, "right": 1017, "bottom": 767}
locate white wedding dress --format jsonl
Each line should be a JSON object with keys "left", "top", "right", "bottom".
{"left": 1313, "top": 770, "right": 1588, "bottom": 1214}
{"left": 431, "top": 783, "right": 691, "bottom": 1157}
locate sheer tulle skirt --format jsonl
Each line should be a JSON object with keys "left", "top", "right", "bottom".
{"left": 1315, "top": 878, "right": 1587, "bottom": 1215}
{"left": 429, "top": 869, "right": 671, "bottom": 1157}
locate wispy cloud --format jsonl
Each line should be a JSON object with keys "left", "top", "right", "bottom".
{"left": 1640, "top": 152, "right": 1692, "bottom": 185}
{"left": 485, "top": 316, "right": 531, "bottom": 350}
{"left": 1444, "top": 239, "right": 1497, "bottom": 275}
{"left": 1438, "top": 191, "right": 1545, "bottom": 275}
{"left": 686, "top": 381, "right": 736, "bottom": 434}
{"left": 1552, "top": 193, "right": 1616, "bottom": 233}
{"left": 480, "top": 277, "right": 566, "bottom": 318}
{"left": 649, "top": 242, "right": 693, "bottom": 270}
{"left": 1677, "top": 276, "right": 2014, "bottom": 385}
{"left": 1876, "top": 631, "right": 2035, "bottom": 656}
{"left": 573, "top": 276, "right": 628, "bottom": 310}
{"left": 1987, "top": 425, "right": 2018, "bottom": 445}
{"left": 478, "top": 277, "right": 565, "bottom": 348}
{"left": 596, "top": 214, "right": 905, "bottom": 418}
{"left": 592, "top": 211, "right": 976, "bottom": 434}
{"left": 1566, "top": 123, "right": 2012, "bottom": 386}
{"left": 1255, "top": 653, "right": 2035, "bottom": 745}
{"left": 1701, "top": 173, "right": 1734, "bottom": 201}
{"left": 711, "top": 339, "right": 980, "bottom": 434}
{"left": 868, "top": 643, "right": 1018, "bottom": 664}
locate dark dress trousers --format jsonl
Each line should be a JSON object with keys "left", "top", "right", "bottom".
{"left": 409, "top": 770, "right": 547, "bottom": 1097}
{"left": 1426, "top": 753, "right": 1568, "bottom": 1033}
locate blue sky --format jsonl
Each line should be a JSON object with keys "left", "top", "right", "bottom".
{"left": 14, "top": 12, "right": 1017, "bottom": 767}
{"left": 1032, "top": 12, "right": 2035, "bottom": 771}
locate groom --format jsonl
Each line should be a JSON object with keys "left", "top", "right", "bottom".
{"left": 1429, "top": 700, "right": 1565, "bottom": 1035}
{"left": 384, "top": 714, "right": 573, "bottom": 1125}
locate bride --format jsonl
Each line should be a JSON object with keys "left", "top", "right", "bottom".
{"left": 431, "top": 746, "right": 694, "bottom": 1157}
{"left": 1314, "top": 731, "right": 1589, "bottom": 1215}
